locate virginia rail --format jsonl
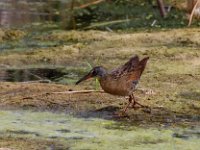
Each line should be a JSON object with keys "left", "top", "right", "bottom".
{"left": 76, "top": 55, "right": 149, "bottom": 113}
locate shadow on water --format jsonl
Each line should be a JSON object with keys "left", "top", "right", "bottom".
{"left": 74, "top": 105, "right": 200, "bottom": 126}
{"left": 75, "top": 106, "right": 121, "bottom": 120}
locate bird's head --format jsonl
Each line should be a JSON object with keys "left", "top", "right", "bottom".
{"left": 76, "top": 66, "right": 106, "bottom": 85}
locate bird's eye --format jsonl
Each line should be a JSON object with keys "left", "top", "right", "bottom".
{"left": 92, "top": 69, "right": 97, "bottom": 75}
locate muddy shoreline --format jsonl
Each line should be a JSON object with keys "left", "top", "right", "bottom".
{"left": 0, "top": 82, "right": 199, "bottom": 127}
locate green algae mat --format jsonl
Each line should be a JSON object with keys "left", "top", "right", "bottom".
{"left": 0, "top": 110, "right": 199, "bottom": 150}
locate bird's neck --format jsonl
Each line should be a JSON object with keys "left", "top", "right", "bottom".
{"left": 97, "top": 68, "right": 107, "bottom": 79}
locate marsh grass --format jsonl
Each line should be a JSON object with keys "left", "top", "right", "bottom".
{"left": 86, "top": 60, "right": 101, "bottom": 90}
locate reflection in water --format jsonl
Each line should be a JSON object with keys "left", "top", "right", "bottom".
{"left": 0, "top": 0, "right": 54, "bottom": 27}
{"left": 0, "top": 0, "right": 77, "bottom": 28}
{"left": 0, "top": 0, "right": 94, "bottom": 29}
{"left": 0, "top": 68, "right": 82, "bottom": 84}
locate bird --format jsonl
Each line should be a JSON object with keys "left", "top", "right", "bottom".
{"left": 76, "top": 55, "right": 149, "bottom": 114}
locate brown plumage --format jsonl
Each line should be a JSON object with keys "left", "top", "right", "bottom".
{"left": 76, "top": 55, "right": 149, "bottom": 113}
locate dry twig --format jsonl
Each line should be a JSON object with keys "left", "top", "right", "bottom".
{"left": 188, "top": 0, "right": 200, "bottom": 26}
{"left": 76, "top": 0, "right": 105, "bottom": 9}
{"left": 52, "top": 90, "right": 104, "bottom": 94}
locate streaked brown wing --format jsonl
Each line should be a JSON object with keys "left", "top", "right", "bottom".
{"left": 110, "top": 55, "right": 140, "bottom": 79}
{"left": 126, "top": 57, "right": 149, "bottom": 81}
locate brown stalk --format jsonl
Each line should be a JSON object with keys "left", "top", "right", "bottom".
{"left": 188, "top": 0, "right": 200, "bottom": 26}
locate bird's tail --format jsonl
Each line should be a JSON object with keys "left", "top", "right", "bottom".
{"left": 127, "top": 56, "right": 149, "bottom": 81}
{"left": 138, "top": 57, "right": 149, "bottom": 76}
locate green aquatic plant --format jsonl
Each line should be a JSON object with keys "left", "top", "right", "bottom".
{"left": 86, "top": 61, "right": 101, "bottom": 90}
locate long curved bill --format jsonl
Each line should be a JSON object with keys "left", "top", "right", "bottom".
{"left": 76, "top": 72, "right": 93, "bottom": 85}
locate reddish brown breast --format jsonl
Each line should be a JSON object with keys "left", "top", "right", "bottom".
{"left": 99, "top": 75, "right": 134, "bottom": 96}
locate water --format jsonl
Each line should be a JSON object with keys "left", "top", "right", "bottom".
{"left": 0, "top": 68, "right": 81, "bottom": 84}
{"left": 0, "top": 0, "right": 59, "bottom": 27}
{"left": 0, "top": 109, "right": 199, "bottom": 150}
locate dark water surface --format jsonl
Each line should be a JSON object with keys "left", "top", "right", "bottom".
{"left": 0, "top": 68, "right": 80, "bottom": 84}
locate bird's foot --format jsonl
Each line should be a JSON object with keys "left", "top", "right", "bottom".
{"left": 131, "top": 101, "right": 147, "bottom": 108}
{"left": 131, "top": 101, "right": 151, "bottom": 113}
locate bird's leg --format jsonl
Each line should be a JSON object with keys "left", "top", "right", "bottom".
{"left": 122, "top": 95, "right": 132, "bottom": 114}
{"left": 131, "top": 94, "right": 147, "bottom": 108}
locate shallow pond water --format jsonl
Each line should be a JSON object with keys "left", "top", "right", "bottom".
{"left": 0, "top": 68, "right": 83, "bottom": 84}
{"left": 0, "top": 110, "right": 199, "bottom": 150}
